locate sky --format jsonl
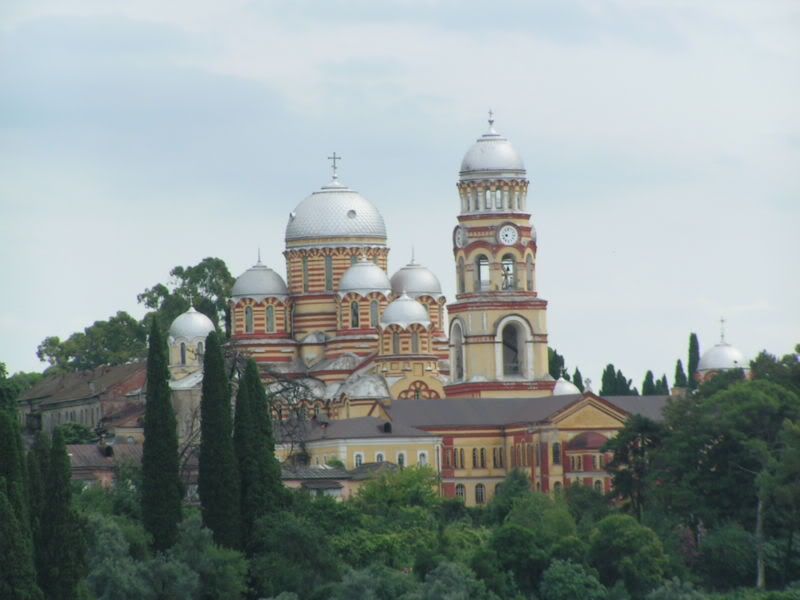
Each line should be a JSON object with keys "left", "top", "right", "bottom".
{"left": 1, "top": 0, "right": 798, "bottom": 388}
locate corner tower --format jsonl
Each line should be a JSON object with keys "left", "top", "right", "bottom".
{"left": 444, "top": 116, "right": 553, "bottom": 398}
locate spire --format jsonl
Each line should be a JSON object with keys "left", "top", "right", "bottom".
{"left": 487, "top": 109, "right": 497, "bottom": 134}
{"left": 257, "top": 247, "right": 262, "bottom": 264}
{"left": 410, "top": 246, "right": 417, "bottom": 265}
{"left": 720, "top": 317, "right": 727, "bottom": 343}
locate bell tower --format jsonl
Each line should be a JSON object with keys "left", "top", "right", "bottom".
{"left": 444, "top": 115, "right": 554, "bottom": 398}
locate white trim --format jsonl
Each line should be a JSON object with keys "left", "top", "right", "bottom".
{"left": 417, "top": 450, "right": 428, "bottom": 467}
{"left": 494, "top": 314, "right": 534, "bottom": 380}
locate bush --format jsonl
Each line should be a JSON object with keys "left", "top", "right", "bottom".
{"left": 540, "top": 559, "right": 607, "bottom": 600}
{"left": 696, "top": 524, "right": 756, "bottom": 591}
{"left": 646, "top": 578, "right": 705, "bottom": 600}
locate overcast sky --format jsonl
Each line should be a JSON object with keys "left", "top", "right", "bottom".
{"left": 1, "top": 0, "right": 798, "bottom": 388}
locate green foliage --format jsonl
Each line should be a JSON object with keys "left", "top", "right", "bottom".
{"left": 656, "top": 375, "right": 670, "bottom": 395}
{"left": 323, "top": 564, "right": 419, "bottom": 599}
{"left": 0, "top": 409, "right": 30, "bottom": 527}
{"left": 674, "top": 360, "right": 688, "bottom": 388}
{"left": 601, "top": 364, "right": 638, "bottom": 396}
{"left": 486, "top": 468, "right": 531, "bottom": 524}
{"left": 564, "top": 484, "right": 613, "bottom": 534}
{"left": 36, "top": 311, "right": 147, "bottom": 373}
{"left": 696, "top": 524, "right": 757, "bottom": 591}
{"left": 0, "top": 364, "right": 43, "bottom": 412}
{"left": 416, "top": 561, "right": 499, "bottom": 600}
{"left": 355, "top": 466, "right": 440, "bottom": 517}
{"left": 750, "top": 347, "right": 800, "bottom": 394}
{"left": 0, "top": 482, "right": 43, "bottom": 600}
{"left": 138, "top": 257, "right": 234, "bottom": 338}
{"left": 56, "top": 423, "right": 97, "bottom": 444}
{"left": 198, "top": 331, "right": 241, "bottom": 549}
{"left": 688, "top": 333, "right": 700, "bottom": 391}
{"left": 645, "top": 578, "right": 705, "bottom": 600}
{"left": 490, "top": 522, "right": 548, "bottom": 593}
{"left": 574, "top": 368, "right": 586, "bottom": 392}
{"left": 549, "top": 347, "right": 568, "bottom": 379}
{"left": 141, "top": 319, "right": 182, "bottom": 551}
{"left": 540, "top": 559, "right": 607, "bottom": 600}
{"left": 37, "top": 428, "right": 88, "bottom": 600}
{"left": 589, "top": 514, "right": 667, "bottom": 597}
{"left": 643, "top": 371, "right": 658, "bottom": 396}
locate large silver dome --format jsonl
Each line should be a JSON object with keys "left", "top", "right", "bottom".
{"left": 339, "top": 257, "right": 391, "bottom": 296}
{"left": 285, "top": 179, "right": 387, "bottom": 244}
{"left": 460, "top": 120, "right": 526, "bottom": 181}
{"left": 698, "top": 342, "right": 748, "bottom": 373}
{"left": 381, "top": 293, "right": 431, "bottom": 329}
{"left": 390, "top": 260, "right": 443, "bottom": 299}
{"left": 232, "top": 261, "right": 289, "bottom": 300}
{"left": 169, "top": 306, "right": 215, "bottom": 341}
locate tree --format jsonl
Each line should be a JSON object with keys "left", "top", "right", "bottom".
{"left": 138, "top": 257, "right": 235, "bottom": 338}
{"left": 588, "top": 514, "right": 666, "bottom": 597}
{"left": 323, "top": 565, "right": 419, "bottom": 600}
{"left": 539, "top": 560, "right": 606, "bottom": 600}
{"left": 549, "top": 347, "right": 567, "bottom": 380}
{"left": 141, "top": 319, "right": 182, "bottom": 552}
{"left": 0, "top": 483, "right": 44, "bottom": 600}
{"left": 603, "top": 415, "right": 663, "bottom": 522}
{"left": 573, "top": 368, "right": 585, "bottom": 392}
{"left": 0, "top": 363, "right": 43, "bottom": 412}
{"left": 57, "top": 422, "right": 96, "bottom": 444}
{"left": 37, "top": 428, "right": 88, "bottom": 600}
{"left": 642, "top": 371, "right": 657, "bottom": 396}
{"left": 687, "top": 333, "right": 700, "bottom": 391}
{"left": 0, "top": 410, "right": 29, "bottom": 527}
{"left": 36, "top": 311, "right": 147, "bottom": 373}
{"left": 655, "top": 375, "right": 669, "bottom": 395}
{"left": 674, "top": 360, "right": 688, "bottom": 388}
{"left": 419, "top": 561, "right": 499, "bottom": 600}
{"left": 564, "top": 485, "right": 613, "bottom": 535}
{"left": 695, "top": 523, "right": 756, "bottom": 591}
{"left": 199, "top": 331, "right": 240, "bottom": 549}
{"left": 645, "top": 578, "right": 704, "bottom": 600}
{"left": 750, "top": 346, "right": 800, "bottom": 394}
{"left": 356, "top": 466, "right": 440, "bottom": 518}
{"left": 600, "top": 364, "right": 637, "bottom": 396}
{"left": 487, "top": 469, "right": 531, "bottom": 524}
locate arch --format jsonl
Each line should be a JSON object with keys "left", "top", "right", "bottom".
{"left": 554, "top": 481, "right": 563, "bottom": 493}
{"left": 475, "top": 255, "right": 490, "bottom": 291}
{"left": 397, "top": 380, "right": 440, "bottom": 400}
{"left": 480, "top": 448, "right": 487, "bottom": 468}
{"left": 354, "top": 453, "right": 364, "bottom": 468}
{"left": 526, "top": 255, "right": 534, "bottom": 292}
{"left": 266, "top": 305, "right": 275, "bottom": 333}
{"left": 501, "top": 254, "right": 516, "bottom": 290}
{"left": 552, "top": 442, "right": 562, "bottom": 465}
{"left": 502, "top": 323, "right": 521, "bottom": 375}
{"left": 350, "top": 301, "right": 360, "bottom": 328}
{"left": 475, "top": 484, "right": 486, "bottom": 505}
{"left": 392, "top": 332, "right": 401, "bottom": 354}
{"left": 370, "top": 300, "right": 379, "bottom": 328}
{"left": 457, "top": 257, "right": 465, "bottom": 294}
{"left": 245, "top": 306, "right": 254, "bottom": 334}
{"left": 397, "top": 452, "right": 406, "bottom": 468}
{"left": 376, "top": 452, "right": 384, "bottom": 463}
{"left": 418, "top": 451, "right": 428, "bottom": 466}
{"left": 180, "top": 342, "right": 186, "bottom": 365}
{"left": 196, "top": 341, "right": 204, "bottom": 357}
{"left": 450, "top": 320, "right": 465, "bottom": 382}
{"left": 455, "top": 484, "right": 465, "bottom": 499}
{"left": 494, "top": 315, "right": 534, "bottom": 380}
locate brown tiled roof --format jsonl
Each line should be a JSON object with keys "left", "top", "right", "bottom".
{"left": 18, "top": 362, "right": 145, "bottom": 406}
{"left": 603, "top": 395, "right": 670, "bottom": 422}
{"left": 278, "top": 416, "right": 435, "bottom": 443}
{"left": 67, "top": 443, "right": 142, "bottom": 470}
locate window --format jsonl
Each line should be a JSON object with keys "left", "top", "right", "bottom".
{"left": 475, "top": 484, "right": 486, "bottom": 505}
{"left": 480, "top": 448, "right": 487, "bottom": 468}
{"left": 302, "top": 256, "right": 309, "bottom": 292}
{"left": 392, "top": 332, "right": 401, "bottom": 354}
{"left": 354, "top": 453, "right": 363, "bottom": 468}
{"left": 197, "top": 341, "right": 204, "bottom": 356}
{"left": 472, "top": 448, "right": 479, "bottom": 468}
{"left": 457, "top": 258, "right": 465, "bottom": 294}
{"left": 418, "top": 452, "right": 427, "bottom": 466}
{"left": 526, "top": 255, "right": 534, "bottom": 292}
{"left": 502, "top": 323, "right": 521, "bottom": 375}
{"left": 592, "top": 455, "right": 598, "bottom": 471}
{"left": 397, "top": 452, "right": 406, "bottom": 468}
{"left": 456, "top": 484, "right": 466, "bottom": 499}
{"left": 501, "top": 254, "right": 516, "bottom": 290}
{"left": 492, "top": 448, "right": 499, "bottom": 468}
{"left": 459, "top": 448, "right": 465, "bottom": 469}
{"left": 245, "top": 306, "right": 254, "bottom": 334}
{"left": 266, "top": 305, "right": 275, "bottom": 332}
{"left": 411, "top": 332, "right": 420, "bottom": 354}
{"left": 370, "top": 300, "right": 379, "bottom": 327}
{"left": 350, "top": 301, "right": 360, "bottom": 328}
{"left": 324, "top": 255, "right": 333, "bottom": 291}
{"left": 475, "top": 255, "right": 490, "bottom": 291}
{"left": 552, "top": 442, "right": 561, "bottom": 466}
{"left": 180, "top": 343, "right": 186, "bottom": 365}
{"left": 376, "top": 452, "right": 384, "bottom": 463}
{"left": 594, "top": 480, "right": 603, "bottom": 492}
{"left": 452, "top": 323, "right": 465, "bottom": 381}
{"left": 498, "top": 447, "right": 504, "bottom": 468}
{"left": 554, "top": 481, "right": 562, "bottom": 493}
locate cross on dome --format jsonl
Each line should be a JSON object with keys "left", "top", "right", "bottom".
{"left": 720, "top": 317, "right": 727, "bottom": 343}
{"left": 328, "top": 152, "right": 342, "bottom": 180}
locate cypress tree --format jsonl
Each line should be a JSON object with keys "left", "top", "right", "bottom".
{"left": 655, "top": 375, "right": 669, "bottom": 395}
{"left": 674, "top": 359, "right": 688, "bottom": 388}
{"left": 0, "top": 482, "right": 43, "bottom": 600}
{"left": 37, "top": 429, "right": 87, "bottom": 600}
{"left": 688, "top": 333, "right": 700, "bottom": 390}
{"left": 615, "top": 369, "right": 636, "bottom": 396}
{"left": 573, "top": 368, "right": 585, "bottom": 392}
{"left": 641, "top": 371, "right": 657, "bottom": 396}
{"left": 600, "top": 364, "right": 617, "bottom": 395}
{"left": 246, "top": 360, "right": 283, "bottom": 509}
{"left": 199, "top": 331, "right": 241, "bottom": 549}
{"left": 141, "top": 319, "right": 182, "bottom": 551}
{"left": 234, "top": 360, "right": 261, "bottom": 549}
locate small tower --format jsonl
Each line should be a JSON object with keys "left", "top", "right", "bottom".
{"left": 445, "top": 115, "right": 553, "bottom": 398}
{"left": 168, "top": 306, "right": 215, "bottom": 379}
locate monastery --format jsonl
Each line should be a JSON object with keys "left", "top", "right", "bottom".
{"left": 19, "top": 117, "right": 749, "bottom": 505}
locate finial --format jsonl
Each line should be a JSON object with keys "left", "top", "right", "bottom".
{"left": 257, "top": 247, "right": 262, "bottom": 264}
{"left": 720, "top": 317, "right": 726, "bottom": 343}
{"left": 411, "top": 246, "right": 416, "bottom": 264}
{"left": 488, "top": 108, "right": 494, "bottom": 127}
{"left": 585, "top": 378, "right": 593, "bottom": 393}
{"left": 327, "top": 152, "right": 341, "bottom": 180}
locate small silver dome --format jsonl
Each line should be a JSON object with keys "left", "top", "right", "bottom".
{"left": 698, "top": 342, "right": 748, "bottom": 373}
{"left": 169, "top": 306, "right": 215, "bottom": 341}
{"left": 339, "top": 257, "right": 391, "bottom": 296}
{"left": 460, "top": 120, "right": 526, "bottom": 181}
{"left": 553, "top": 377, "right": 581, "bottom": 396}
{"left": 390, "top": 260, "right": 443, "bottom": 299}
{"left": 232, "top": 261, "right": 289, "bottom": 300}
{"left": 380, "top": 293, "right": 431, "bottom": 329}
{"left": 285, "top": 180, "right": 387, "bottom": 244}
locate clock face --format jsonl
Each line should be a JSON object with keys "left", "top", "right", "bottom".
{"left": 454, "top": 226, "right": 466, "bottom": 248}
{"left": 498, "top": 224, "right": 519, "bottom": 246}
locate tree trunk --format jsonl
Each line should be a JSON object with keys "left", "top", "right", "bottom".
{"left": 756, "top": 495, "right": 765, "bottom": 589}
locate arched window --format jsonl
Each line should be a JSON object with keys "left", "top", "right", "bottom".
{"left": 180, "top": 343, "right": 186, "bottom": 365}
{"left": 324, "top": 255, "right": 333, "bottom": 291}
{"left": 411, "top": 331, "right": 420, "bottom": 354}
{"left": 354, "top": 453, "right": 363, "bottom": 467}
{"left": 302, "top": 256, "right": 310, "bottom": 292}
{"left": 370, "top": 300, "right": 379, "bottom": 327}
{"left": 351, "top": 255, "right": 358, "bottom": 266}
{"left": 501, "top": 254, "right": 516, "bottom": 290}
{"left": 554, "top": 481, "right": 563, "bottom": 493}
{"left": 475, "top": 255, "right": 490, "bottom": 291}
{"left": 452, "top": 323, "right": 465, "bottom": 381}
{"left": 472, "top": 448, "right": 479, "bottom": 468}
{"left": 397, "top": 452, "right": 406, "bottom": 468}
{"left": 459, "top": 448, "right": 465, "bottom": 469}
{"left": 266, "top": 305, "right": 275, "bottom": 332}
{"left": 418, "top": 452, "right": 427, "bottom": 466}
{"left": 456, "top": 484, "right": 466, "bottom": 499}
{"left": 197, "top": 341, "right": 204, "bottom": 356}
{"left": 526, "top": 255, "right": 534, "bottom": 292}
{"left": 350, "top": 301, "right": 360, "bottom": 328}
{"left": 392, "top": 332, "right": 401, "bottom": 354}
{"left": 475, "top": 484, "right": 486, "bottom": 505}
{"left": 552, "top": 442, "right": 562, "bottom": 465}
{"left": 594, "top": 480, "right": 603, "bottom": 492}
{"left": 245, "top": 306, "right": 254, "bottom": 334}
{"left": 502, "top": 323, "right": 521, "bottom": 375}
{"left": 376, "top": 453, "right": 384, "bottom": 463}
{"left": 480, "top": 448, "right": 487, "bottom": 468}
{"left": 457, "top": 258, "right": 465, "bottom": 294}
